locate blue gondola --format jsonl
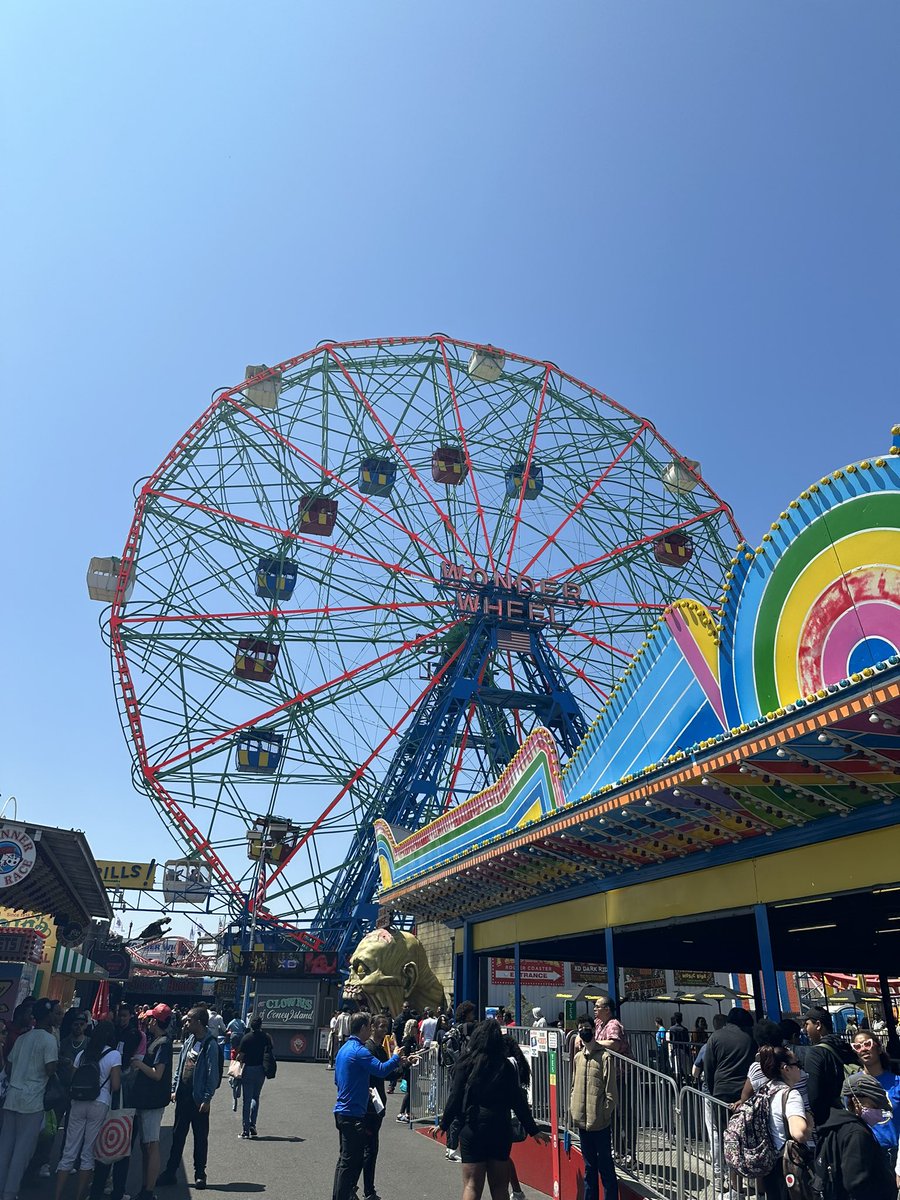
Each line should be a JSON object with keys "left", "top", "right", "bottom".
{"left": 504, "top": 461, "right": 544, "bottom": 500}
{"left": 254, "top": 556, "right": 298, "bottom": 601}
{"left": 235, "top": 728, "right": 284, "bottom": 774}
{"left": 358, "top": 456, "right": 397, "bottom": 497}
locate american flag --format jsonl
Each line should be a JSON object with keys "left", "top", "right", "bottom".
{"left": 497, "top": 627, "right": 533, "bottom": 654}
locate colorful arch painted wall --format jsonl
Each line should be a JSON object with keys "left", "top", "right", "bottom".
{"left": 377, "top": 451, "right": 900, "bottom": 890}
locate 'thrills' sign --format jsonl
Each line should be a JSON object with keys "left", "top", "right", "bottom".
{"left": 439, "top": 564, "right": 584, "bottom": 625}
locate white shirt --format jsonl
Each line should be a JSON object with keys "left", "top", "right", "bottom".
{"left": 420, "top": 1017, "right": 438, "bottom": 1047}
{"left": 767, "top": 1082, "right": 805, "bottom": 1150}
{"left": 6, "top": 1029, "right": 58, "bottom": 1114}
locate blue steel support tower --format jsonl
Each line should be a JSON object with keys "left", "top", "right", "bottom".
{"left": 311, "top": 608, "right": 589, "bottom": 961}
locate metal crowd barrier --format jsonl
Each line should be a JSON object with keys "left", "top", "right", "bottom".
{"left": 406, "top": 1028, "right": 763, "bottom": 1200}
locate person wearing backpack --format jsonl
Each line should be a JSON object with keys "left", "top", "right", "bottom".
{"left": 237, "top": 1017, "right": 272, "bottom": 1138}
{"left": 814, "top": 1072, "right": 896, "bottom": 1199}
{"left": 802, "top": 1007, "right": 861, "bottom": 1126}
{"left": 53, "top": 1019, "right": 121, "bottom": 1200}
{"left": 754, "top": 1044, "right": 813, "bottom": 1199}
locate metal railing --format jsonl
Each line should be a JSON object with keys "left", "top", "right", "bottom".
{"left": 406, "top": 1026, "right": 761, "bottom": 1200}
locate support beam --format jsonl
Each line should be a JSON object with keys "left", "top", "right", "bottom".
{"left": 754, "top": 903, "right": 781, "bottom": 1021}
{"left": 461, "top": 921, "right": 477, "bottom": 1008}
{"left": 878, "top": 973, "right": 900, "bottom": 1060}
{"left": 605, "top": 926, "right": 618, "bottom": 1008}
{"left": 514, "top": 942, "right": 522, "bottom": 1025}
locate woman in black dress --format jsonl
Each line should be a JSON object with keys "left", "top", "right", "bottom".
{"left": 435, "top": 1020, "right": 548, "bottom": 1200}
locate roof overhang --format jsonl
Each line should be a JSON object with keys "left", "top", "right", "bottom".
{"left": 379, "top": 669, "right": 900, "bottom": 924}
{"left": 0, "top": 822, "right": 113, "bottom": 927}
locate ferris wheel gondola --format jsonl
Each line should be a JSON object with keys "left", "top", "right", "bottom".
{"left": 91, "top": 335, "right": 740, "bottom": 956}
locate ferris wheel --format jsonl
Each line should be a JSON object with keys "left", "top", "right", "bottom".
{"left": 91, "top": 335, "right": 740, "bottom": 959}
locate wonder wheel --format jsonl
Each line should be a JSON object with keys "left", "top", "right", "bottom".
{"left": 96, "top": 335, "right": 740, "bottom": 959}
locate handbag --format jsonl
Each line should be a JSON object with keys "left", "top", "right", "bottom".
{"left": 263, "top": 1041, "right": 277, "bottom": 1080}
{"left": 227, "top": 1059, "right": 243, "bottom": 1080}
{"left": 780, "top": 1089, "right": 816, "bottom": 1199}
{"left": 510, "top": 1115, "right": 527, "bottom": 1143}
{"left": 43, "top": 1074, "right": 67, "bottom": 1112}
{"left": 94, "top": 1108, "right": 135, "bottom": 1164}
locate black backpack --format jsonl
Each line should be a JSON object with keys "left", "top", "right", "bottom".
{"left": 69, "top": 1058, "right": 102, "bottom": 1102}
{"left": 441, "top": 1025, "right": 469, "bottom": 1069}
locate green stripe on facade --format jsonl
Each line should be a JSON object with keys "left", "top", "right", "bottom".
{"left": 753, "top": 492, "right": 900, "bottom": 712}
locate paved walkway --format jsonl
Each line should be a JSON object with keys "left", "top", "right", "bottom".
{"left": 35, "top": 1062, "right": 552, "bottom": 1200}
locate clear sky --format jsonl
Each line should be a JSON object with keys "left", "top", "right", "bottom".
{"left": 1, "top": 2, "right": 897, "bottom": 931}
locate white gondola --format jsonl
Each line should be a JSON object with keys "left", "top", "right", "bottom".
{"left": 87, "top": 556, "right": 135, "bottom": 603}
{"left": 162, "top": 859, "right": 212, "bottom": 906}
{"left": 243, "top": 364, "right": 282, "bottom": 411}
{"left": 661, "top": 457, "right": 701, "bottom": 495}
{"left": 467, "top": 347, "right": 505, "bottom": 382}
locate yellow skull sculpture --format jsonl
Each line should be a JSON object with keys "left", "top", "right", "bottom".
{"left": 344, "top": 927, "right": 447, "bottom": 1017}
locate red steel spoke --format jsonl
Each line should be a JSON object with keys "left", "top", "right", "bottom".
{"left": 146, "top": 489, "right": 442, "bottom": 588}
{"left": 504, "top": 364, "right": 551, "bottom": 572}
{"left": 227, "top": 398, "right": 455, "bottom": 568}
{"left": 544, "top": 641, "right": 609, "bottom": 702}
{"left": 518, "top": 421, "right": 650, "bottom": 577}
{"left": 263, "top": 639, "right": 469, "bottom": 891}
{"left": 118, "top": 600, "right": 452, "bottom": 627}
{"left": 566, "top": 627, "right": 635, "bottom": 662}
{"left": 327, "top": 346, "right": 480, "bottom": 569}
{"left": 150, "top": 620, "right": 463, "bottom": 773}
{"left": 581, "top": 599, "right": 669, "bottom": 611}
{"left": 546, "top": 507, "right": 727, "bottom": 581}
{"left": 438, "top": 337, "right": 496, "bottom": 573}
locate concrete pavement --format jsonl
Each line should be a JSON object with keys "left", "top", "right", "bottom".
{"left": 34, "top": 1062, "right": 553, "bottom": 1200}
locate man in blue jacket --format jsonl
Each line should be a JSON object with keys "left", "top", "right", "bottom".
{"left": 333, "top": 1012, "right": 407, "bottom": 1200}
{"left": 158, "top": 1007, "right": 221, "bottom": 1191}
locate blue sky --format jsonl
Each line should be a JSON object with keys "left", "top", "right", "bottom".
{"left": 1, "top": 2, "right": 897, "bottom": 929}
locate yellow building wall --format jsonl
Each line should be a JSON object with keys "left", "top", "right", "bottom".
{"left": 462, "top": 827, "right": 898, "bottom": 951}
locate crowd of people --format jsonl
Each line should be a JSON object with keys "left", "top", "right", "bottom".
{"left": 0, "top": 995, "right": 275, "bottom": 1200}
{"left": 327, "top": 991, "right": 900, "bottom": 1200}
{"left": 3, "top": 987, "right": 897, "bottom": 1200}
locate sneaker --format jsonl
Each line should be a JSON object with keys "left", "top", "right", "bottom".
{"left": 194, "top": 1176, "right": 206, "bottom": 1190}
{"left": 511, "top": 1192, "right": 526, "bottom": 1200}
{"left": 249, "top": 1126, "right": 257, "bottom": 1137}
{"left": 363, "top": 1194, "right": 382, "bottom": 1200}
{"left": 240, "top": 1131, "right": 250, "bottom": 1138}
{"left": 396, "top": 1113, "right": 409, "bottom": 1122}
{"left": 38, "top": 1165, "right": 52, "bottom": 1179}
{"left": 156, "top": 1174, "right": 177, "bottom": 1189}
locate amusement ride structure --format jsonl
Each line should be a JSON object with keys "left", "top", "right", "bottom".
{"left": 90, "top": 336, "right": 740, "bottom": 963}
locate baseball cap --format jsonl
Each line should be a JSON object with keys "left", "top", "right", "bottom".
{"left": 147, "top": 1003, "right": 173, "bottom": 1025}
{"left": 842, "top": 1071, "right": 891, "bottom": 1110}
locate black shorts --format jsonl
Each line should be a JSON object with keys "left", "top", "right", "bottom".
{"left": 458, "top": 1120, "right": 513, "bottom": 1164}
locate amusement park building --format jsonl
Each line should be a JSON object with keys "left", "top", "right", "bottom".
{"left": 376, "top": 439, "right": 900, "bottom": 1027}
{"left": 0, "top": 821, "right": 112, "bottom": 1010}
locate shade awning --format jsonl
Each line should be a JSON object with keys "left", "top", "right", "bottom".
{"left": 51, "top": 945, "right": 107, "bottom": 979}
